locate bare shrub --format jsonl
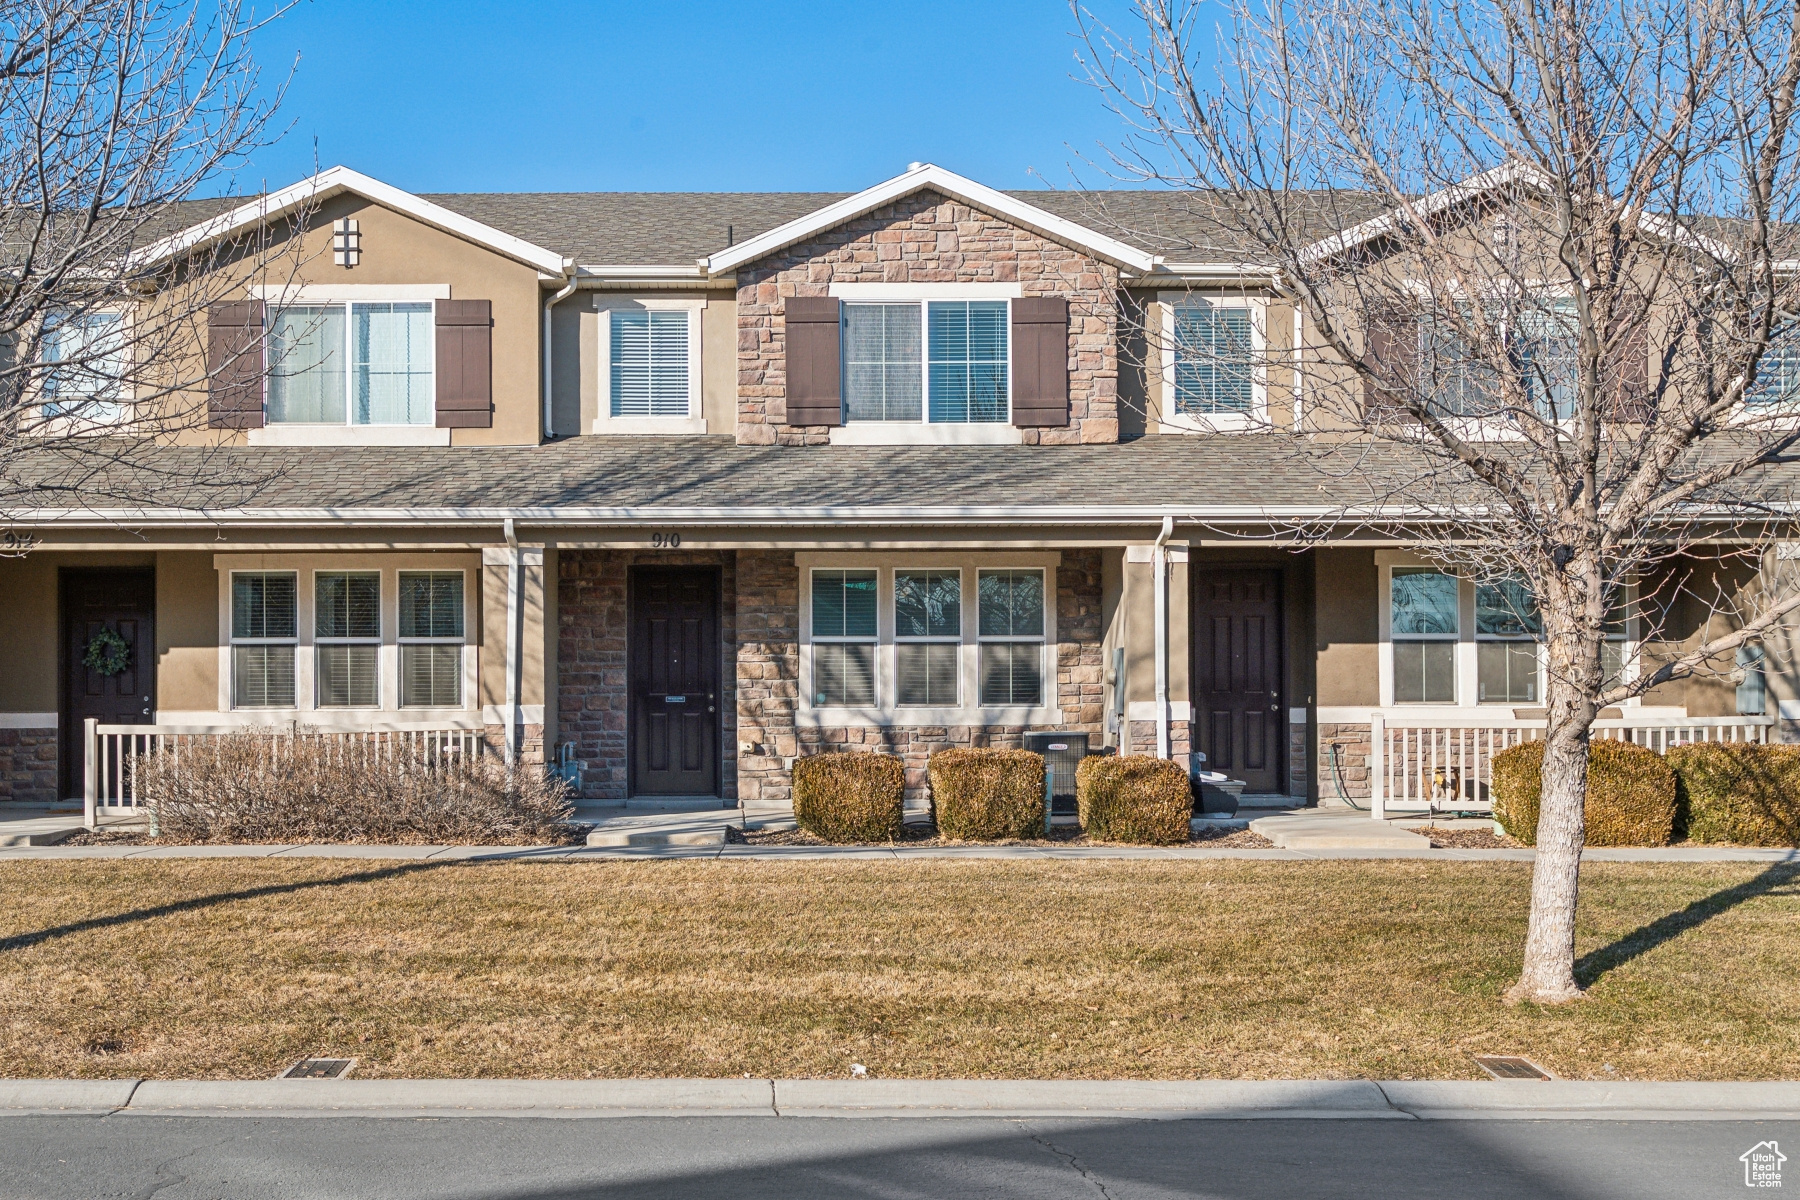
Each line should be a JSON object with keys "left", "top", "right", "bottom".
{"left": 791, "top": 752, "right": 905, "bottom": 843}
{"left": 135, "top": 731, "right": 574, "bottom": 844}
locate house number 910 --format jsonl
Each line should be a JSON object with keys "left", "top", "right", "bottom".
{"left": 651, "top": 532, "right": 682, "bottom": 548}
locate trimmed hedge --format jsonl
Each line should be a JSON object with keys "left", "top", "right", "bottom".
{"left": 928, "top": 748, "right": 1045, "bottom": 840}
{"left": 1076, "top": 755, "right": 1192, "bottom": 844}
{"left": 791, "top": 752, "right": 905, "bottom": 843}
{"left": 1491, "top": 738, "right": 1677, "bottom": 847}
{"left": 1667, "top": 742, "right": 1800, "bottom": 846}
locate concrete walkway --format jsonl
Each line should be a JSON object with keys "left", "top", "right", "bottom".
{"left": 0, "top": 1077, "right": 1795, "bottom": 1121}
{"left": 2, "top": 803, "right": 1794, "bottom": 862}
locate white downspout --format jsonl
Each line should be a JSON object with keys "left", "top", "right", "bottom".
{"left": 1153, "top": 514, "right": 1174, "bottom": 760}
{"left": 542, "top": 265, "right": 578, "bottom": 438}
{"left": 503, "top": 517, "right": 521, "bottom": 767}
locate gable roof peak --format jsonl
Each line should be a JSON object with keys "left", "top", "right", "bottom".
{"left": 700, "top": 161, "right": 1161, "bottom": 276}
{"left": 131, "top": 164, "right": 571, "bottom": 277}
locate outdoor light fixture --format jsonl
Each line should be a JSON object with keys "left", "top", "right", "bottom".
{"left": 333, "top": 217, "right": 361, "bottom": 267}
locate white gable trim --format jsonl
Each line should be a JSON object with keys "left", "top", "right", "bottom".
{"left": 700, "top": 162, "right": 1161, "bottom": 276}
{"left": 130, "top": 165, "right": 570, "bottom": 277}
{"left": 1300, "top": 161, "right": 1728, "bottom": 264}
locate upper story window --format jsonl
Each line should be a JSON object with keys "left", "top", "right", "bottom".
{"left": 842, "top": 299, "right": 1008, "bottom": 424}
{"left": 1173, "top": 303, "right": 1255, "bottom": 415}
{"left": 41, "top": 307, "right": 126, "bottom": 421}
{"left": 1159, "top": 294, "right": 1266, "bottom": 431}
{"left": 610, "top": 310, "right": 690, "bottom": 418}
{"left": 1405, "top": 300, "right": 1577, "bottom": 420}
{"left": 595, "top": 299, "right": 704, "bottom": 430}
{"left": 1749, "top": 325, "right": 1800, "bottom": 408}
{"left": 267, "top": 302, "right": 433, "bottom": 426}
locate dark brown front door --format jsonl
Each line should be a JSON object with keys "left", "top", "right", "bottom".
{"left": 60, "top": 568, "right": 156, "bottom": 800}
{"left": 1193, "top": 567, "right": 1283, "bottom": 793}
{"left": 629, "top": 566, "right": 720, "bottom": 796}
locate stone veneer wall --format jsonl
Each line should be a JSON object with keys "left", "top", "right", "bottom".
{"left": 0, "top": 727, "right": 57, "bottom": 804}
{"left": 736, "top": 549, "right": 1108, "bottom": 807}
{"left": 1316, "top": 722, "right": 1372, "bottom": 807}
{"left": 1124, "top": 719, "right": 1195, "bottom": 766}
{"left": 735, "top": 190, "right": 1120, "bottom": 447}
{"left": 556, "top": 550, "right": 738, "bottom": 802}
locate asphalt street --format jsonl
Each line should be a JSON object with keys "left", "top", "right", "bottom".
{"left": 0, "top": 1114, "right": 1793, "bottom": 1199}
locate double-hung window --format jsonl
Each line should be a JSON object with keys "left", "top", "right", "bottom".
{"left": 894, "top": 570, "right": 960, "bottom": 706}
{"left": 1416, "top": 300, "right": 1577, "bottom": 420}
{"left": 231, "top": 572, "right": 298, "bottom": 708}
{"left": 841, "top": 300, "right": 1008, "bottom": 424}
{"left": 267, "top": 302, "right": 433, "bottom": 426}
{"left": 315, "top": 572, "right": 380, "bottom": 708}
{"left": 977, "top": 569, "right": 1045, "bottom": 706}
{"left": 1391, "top": 568, "right": 1458, "bottom": 703}
{"left": 609, "top": 310, "right": 691, "bottom": 417}
{"left": 398, "top": 572, "right": 464, "bottom": 708}
{"left": 810, "top": 569, "right": 878, "bottom": 706}
{"left": 1749, "top": 322, "right": 1800, "bottom": 408}
{"left": 1172, "top": 304, "right": 1256, "bottom": 415}
{"left": 1475, "top": 579, "right": 1541, "bottom": 703}
{"left": 42, "top": 308, "right": 126, "bottom": 421}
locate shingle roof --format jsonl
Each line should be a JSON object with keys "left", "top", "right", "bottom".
{"left": 415, "top": 189, "right": 1382, "bottom": 266}
{"left": 8, "top": 435, "right": 1406, "bottom": 518}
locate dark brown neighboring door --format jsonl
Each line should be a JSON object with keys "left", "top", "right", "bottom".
{"left": 1192, "top": 567, "right": 1283, "bottom": 793}
{"left": 60, "top": 568, "right": 156, "bottom": 800}
{"left": 629, "top": 566, "right": 720, "bottom": 796}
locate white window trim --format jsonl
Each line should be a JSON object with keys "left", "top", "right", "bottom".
{"left": 1376, "top": 551, "right": 1639, "bottom": 710}
{"left": 313, "top": 569, "right": 383, "bottom": 710}
{"left": 592, "top": 296, "right": 706, "bottom": 434}
{"left": 248, "top": 284, "right": 452, "bottom": 303}
{"left": 829, "top": 294, "right": 1014, "bottom": 435}
{"left": 797, "top": 551, "right": 1060, "bottom": 727}
{"left": 1157, "top": 291, "right": 1268, "bottom": 434}
{"left": 226, "top": 569, "right": 300, "bottom": 710}
{"left": 254, "top": 297, "right": 438, "bottom": 433}
{"left": 34, "top": 306, "right": 135, "bottom": 433}
{"left": 215, "top": 554, "right": 477, "bottom": 721}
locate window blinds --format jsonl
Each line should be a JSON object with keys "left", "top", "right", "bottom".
{"left": 611, "top": 310, "right": 690, "bottom": 417}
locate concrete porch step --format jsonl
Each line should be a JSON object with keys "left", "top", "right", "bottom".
{"left": 1249, "top": 810, "right": 1431, "bottom": 850}
{"left": 622, "top": 797, "right": 737, "bottom": 813}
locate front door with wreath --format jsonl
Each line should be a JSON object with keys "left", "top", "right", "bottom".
{"left": 60, "top": 568, "right": 156, "bottom": 800}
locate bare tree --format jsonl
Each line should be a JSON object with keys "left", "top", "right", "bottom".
{"left": 1078, "top": 0, "right": 1800, "bottom": 1001}
{"left": 0, "top": 0, "right": 298, "bottom": 534}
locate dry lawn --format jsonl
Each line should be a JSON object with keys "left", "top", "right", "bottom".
{"left": 1, "top": 858, "right": 1795, "bottom": 1081}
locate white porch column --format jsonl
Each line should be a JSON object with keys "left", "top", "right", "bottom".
{"left": 1370, "top": 711, "right": 1386, "bottom": 820}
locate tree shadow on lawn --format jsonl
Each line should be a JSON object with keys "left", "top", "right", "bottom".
{"left": 1575, "top": 860, "right": 1800, "bottom": 988}
{"left": 0, "top": 860, "right": 458, "bottom": 954}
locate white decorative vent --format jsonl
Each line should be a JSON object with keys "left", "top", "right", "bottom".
{"left": 332, "top": 218, "right": 361, "bottom": 267}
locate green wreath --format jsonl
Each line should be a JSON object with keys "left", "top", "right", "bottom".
{"left": 81, "top": 628, "right": 131, "bottom": 677}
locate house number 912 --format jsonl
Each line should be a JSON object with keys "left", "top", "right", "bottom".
{"left": 651, "top": 532, "right": 682, "bottom": 548}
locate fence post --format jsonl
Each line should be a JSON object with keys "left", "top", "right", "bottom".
{"left": 83, "top": 718, "right": 98, "bottom": 830}
{"left": 1369, "top": 712, "right": 1386, "bottom": 821}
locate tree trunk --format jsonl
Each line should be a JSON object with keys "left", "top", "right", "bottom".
{"left": 1505, "top": 617, "right": 1601, "bottom": 1005}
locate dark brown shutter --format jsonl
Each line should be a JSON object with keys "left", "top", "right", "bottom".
{"left": 1362, "top": 307, "right": 1415, "bottom": 421}
{"left": 435, "top": 299, "right": 492, "bottom": 429}
{"left": 1011, "top": 297, "right": 1070, "bottom": 427}
{"left": 1607, "top": 323, "right": 1652, "bottom": 424}
{"left": 784, "top": 297, "right": 841, "bottom": 426}
{"left": 207, "top": 300, "right": 264, "bottom": 429}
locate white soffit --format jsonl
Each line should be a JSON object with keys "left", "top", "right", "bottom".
{"left": 130, "top": 165, "right": 570, "bottom": 277}
{"left": 701, "top": 162, "right": 1161, "bottom": 276}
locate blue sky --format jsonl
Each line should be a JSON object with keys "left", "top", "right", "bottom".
{"left": 232, "top": 0, "right": 1152, "bottom": 196}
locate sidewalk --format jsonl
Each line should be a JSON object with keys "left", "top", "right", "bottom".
{"left": 1, "top": 1077, "right": 1796, "bottom": 1121}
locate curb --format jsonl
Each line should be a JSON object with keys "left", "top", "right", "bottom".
{"left": 2, "top": 1078, "right": 1797, "bottom": 1120}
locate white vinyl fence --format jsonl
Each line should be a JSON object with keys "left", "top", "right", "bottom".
{"left": 1368, "top": 712, "right": 1774, "bottom": 819}
{"left": 83, "top": 719, "right": 487, "bottom": 829}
